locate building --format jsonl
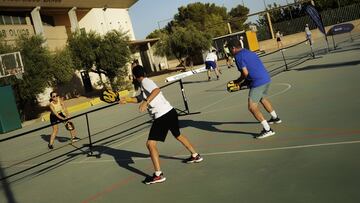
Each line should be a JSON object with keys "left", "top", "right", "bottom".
{"left": 0, "top": 1, "right": 138, "bottom": 49}
{"left": 1, "top": 0, "right": 167, "bottom": 104}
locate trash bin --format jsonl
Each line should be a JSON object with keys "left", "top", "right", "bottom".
{"left": 0, "top": 85, "right": 22, "bottom": 133}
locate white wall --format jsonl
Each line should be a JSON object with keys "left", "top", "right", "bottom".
{"left": 79, "top": 8, "right": 136, "bottom": 40}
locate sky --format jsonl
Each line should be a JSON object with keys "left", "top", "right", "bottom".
{"left": 128, "top": 0, "right": 292, "bottom": 39}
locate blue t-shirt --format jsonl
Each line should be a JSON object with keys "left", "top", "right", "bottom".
{"left": 234, "top": 49, "right": 271, "bottom": 88}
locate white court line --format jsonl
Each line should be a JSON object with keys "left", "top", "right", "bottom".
{"left": 199, "top": 83, "right": 292, "bottom": 115}
{"left": 10, "top": 139, "right": 360, "bottom": 167}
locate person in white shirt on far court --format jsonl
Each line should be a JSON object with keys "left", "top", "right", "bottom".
{"left": 205, "top": 49, "right": 220, "bottom": 81}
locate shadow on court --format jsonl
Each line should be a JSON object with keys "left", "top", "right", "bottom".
{"left": 67, "top": 145, "right": 183, "bottom": 179}
{"left": 180, "top": 119, "right": 258, "bottom": 137}
{"left": 40, "top": 134, "right": 71, "bottom": 143}
{"left": 295, "top": 59, "right": 360, "bottom": 71}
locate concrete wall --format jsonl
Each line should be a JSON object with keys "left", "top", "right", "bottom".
{"left": 78, "top": 8, "right": 135, "bottom": 39}
{"left": 259, "top": 19, "right": 360, "bottom": 52}
{"left": 43, "top": 25, "right": 68, "bottom": 51}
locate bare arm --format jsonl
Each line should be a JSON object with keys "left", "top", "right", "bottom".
{"left": 234, "top": 67, "right": 249, "bottom": 84}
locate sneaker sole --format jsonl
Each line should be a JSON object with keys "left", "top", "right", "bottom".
{"left": 186, "top": 157, "right": 204, "bottom": 163}
{"left": 269, "top": 120, "right": 282, "bottom": 124}
{"left": 257, "top": 132, "right": 275, "bottom": 139}
{"left": 145, "top": 178, "right": 166, "bottom": 185}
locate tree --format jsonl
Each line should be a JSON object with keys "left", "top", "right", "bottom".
{"left": 50, "top": 48, "right": 76, "bottom": 85}
{"left": 228, "top": 5, "right": 250, "bottom": 32}
{"left": 171, "top": 2, "right": 229, "bottom": 38}
{"left": 167, "top": 25, "right": 212, "bottom": 65}
{"left": 68, "top": 30, "right": 132, "bottom": 89}
{"left": 97, "top": 30, "right": 131, "bottom": 88}
{"left": 147, "top": 29, "right": 170, "bottom": 58}
{"left": 68, "top": 30, "right": 101, "bottom": 74}
{"left": 14, "top": 35, "right": 53, "bottom": 120}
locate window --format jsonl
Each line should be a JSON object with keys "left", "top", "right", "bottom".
{"left": 3, "top": 15, "right": 12, "bottom": 24}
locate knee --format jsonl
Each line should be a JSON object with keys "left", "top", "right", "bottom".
{"left": 248, "top": 104, "right": 257, "bottom": 112}
{"left": 146, "top": 141, "right": 156, "bottom": 150}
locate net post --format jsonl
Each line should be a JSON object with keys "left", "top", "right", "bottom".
{"left": 331, "top": 35, "right": 337, "bottom": 50}
{"left": 179, "top": 79, "right": 190, "bottom": 114}
{"left": 280, "top": 49, "right": 288, "bottom": 71}
{"left": 309, "top": 40, "right": 315, "bottom": 59}
{"left": 85, "top": 114, "right": 94, "bottom": 156}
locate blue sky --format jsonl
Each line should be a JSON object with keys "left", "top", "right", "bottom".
{"left": 129, "top": 0, "right": 292, "bottom": 39}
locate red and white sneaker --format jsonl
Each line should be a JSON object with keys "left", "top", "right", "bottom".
{"left": 185, "top": 154, "right": 203, "bottom": 163}
{"left": 144, "top": 173, "right": 166, "bottom": 185}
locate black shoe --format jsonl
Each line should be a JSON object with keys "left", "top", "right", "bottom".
{"left": 228, "top": 66, "right": 231, "bottom": 69}
{"left": 268, "top": 117, "right": 282, "bottom": 124}
{"left": 208, "top": 77, "right": 211, "bottom": 81}
{"left": 71, "top": 137, "right": 80, "bottom": 142}
{"left": 216, "top": 76, "right": 219, "bottom": 80}
{"left": 144, "top": 173, "right": 166, "bottom": 185}
{"left": 184, "top": 154, "right": 203, "bottom": 163}
{"left": 48, "top": 144, "right": 54, "bottom": 150}
{"left": 256, "top": 128, "right": 275, "bottom": 139}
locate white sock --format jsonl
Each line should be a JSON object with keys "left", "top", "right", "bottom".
{"left": 261, "top": 120, "right": 271, "bottom": 131}
{"left": 192, "top": 153, "right": 198, "bottom": 158}
{"left": 270, "top": 111, "right": 278, "bottom": 119}
{"left": 155, "top": 171, "right": 162, "bottom": 176}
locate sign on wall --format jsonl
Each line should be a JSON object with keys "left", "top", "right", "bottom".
{"left": 0, "top": 25, "right": 34, "bottom": 40}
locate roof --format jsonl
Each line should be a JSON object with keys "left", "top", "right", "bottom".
{"left": 213, "top": 31, "right": 245, "bottom": 40}
{"left": 129, "top": 38, "right": 160, "bottom": 46}
{"left": 0, "top": 0, "right": 138, "bottom": 9}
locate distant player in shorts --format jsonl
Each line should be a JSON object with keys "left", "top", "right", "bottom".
{"left": 226, "top": 39, "right": 282, "bottom": 138}
{"left": 205, "top": 49, "right": 220, "bottom": 80}
{"left": 119, "top": 65, "right": 203, "bottom": 184}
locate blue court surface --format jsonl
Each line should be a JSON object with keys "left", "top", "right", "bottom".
{"left": 1, "top": 33, "right": 360, "bottom": 203}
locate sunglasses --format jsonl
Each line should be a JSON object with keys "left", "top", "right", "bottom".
{"left": 52, "top": 95, "right": 58, "bottom": 98}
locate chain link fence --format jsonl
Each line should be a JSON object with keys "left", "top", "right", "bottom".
{"left": 256, "top": 3, "right": 360, "bottom": 41}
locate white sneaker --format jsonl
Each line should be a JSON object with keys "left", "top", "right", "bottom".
{"left": 257, "top": 128, "right": 275, "bottom": 139}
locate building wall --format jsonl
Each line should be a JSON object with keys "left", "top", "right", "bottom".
{"left": 78, "top": 8, "right": 135, "bottom": 40}
{"left": 43, "top": 25, "right": 68, "bottom": 50}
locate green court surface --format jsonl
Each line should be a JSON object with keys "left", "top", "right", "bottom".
{"left": 1, "top": 34, "right": 360, "bottom": 203}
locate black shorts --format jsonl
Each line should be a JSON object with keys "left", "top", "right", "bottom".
{"left": 277, "top": 38, "right": 281, "bottom": 42}
{"left": 50, "top": 112, "right": 65, "bottom": 124}
{"left": 148, "top": 108, "right": 180, "bottom": 142}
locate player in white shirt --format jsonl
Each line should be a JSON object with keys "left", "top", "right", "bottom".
{"left": 120, "top": 65, "right": 203, "bottom": 185}
{"left": 205, "top": 49, "right": 220, "bottom": 81}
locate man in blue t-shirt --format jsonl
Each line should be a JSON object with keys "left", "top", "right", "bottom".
{"left": 226, "top": 39, "right": 282, "bottom": 138}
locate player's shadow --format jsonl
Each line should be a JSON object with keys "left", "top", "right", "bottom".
{"left": 40, "top": 134, "right": 71, "bottom": 143}
{"left": 295, "top": 60, "right": 360, "bottom": 71}
{"left": 68, "top": 145, "right": 183, "bottom": 178}
{"left": 180, "top": 119, "right": 258, "bottom": 137}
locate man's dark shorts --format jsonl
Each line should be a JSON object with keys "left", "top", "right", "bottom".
{"left": 148, "top": 108, "right": 180, "bottom": 142}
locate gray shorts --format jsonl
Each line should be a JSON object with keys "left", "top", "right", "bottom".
{"left": 249, "top": 83, "right": 270, "bottom": 103}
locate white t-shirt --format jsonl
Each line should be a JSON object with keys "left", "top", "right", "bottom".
{"left": 205, "top": 52, "right": 218, "bottom": 62}
{"left": 141, "top": 78, "right": 173, "bottom": 119}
